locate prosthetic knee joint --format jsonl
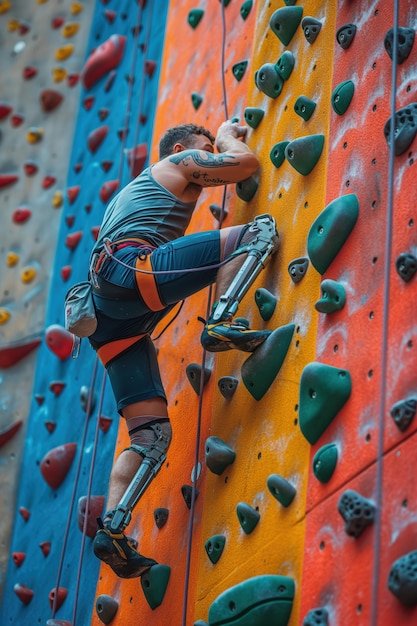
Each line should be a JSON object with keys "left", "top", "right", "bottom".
{"left": 213, "top": 213, "right": 278, "bottom": 322}
{"left": 109, "top": 421, "right": 171, "bottom": 533}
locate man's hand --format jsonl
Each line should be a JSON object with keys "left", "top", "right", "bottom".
{"left": 215, "top": 120, "right": 248, "bottom": 153}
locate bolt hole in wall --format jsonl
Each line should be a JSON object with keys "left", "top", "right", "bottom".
{"left": 402, "top": 499, "right": 408, "bottom": 508}
{"left": 319, "top": 540, "right": 325, "bottom": 550}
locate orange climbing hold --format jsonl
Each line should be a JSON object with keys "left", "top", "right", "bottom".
{"left": 40, "top": 443, "right": 77, "bottom": 489}
{"left": 82, "top": 34, "right": 126, "bottom": 90}
{"left": 55, "top": 44, "right": 74, "bottom": 61}
{"left": 61, "top": 22, "right": 79, "bottom": 38}
{"left": 6, "top": 251, "right": 19, "bottom": 266}
{"left": 52, "top": 67, "right": 67, "bottom": 82}
{"left": 21, "top": 267, "right": 37, "bottom": 283}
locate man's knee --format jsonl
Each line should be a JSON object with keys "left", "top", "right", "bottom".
{"left": 127, "top": 418, "right": 172, "bottom": 458}
{"left": 229, "top": 214, "right": 279, "bottom": 258}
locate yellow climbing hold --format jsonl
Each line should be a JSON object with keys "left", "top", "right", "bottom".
{"left": 21, "top": 267, "right": 37, "bottom": 284}
{"left": 55, "top": 44, "right": 74, "bottom": 62}
{"left": 0, "top": 2, "right": 11, "bottom": 14}
{"left": 52, "top": 67, "right": 67, "bottom": 82}
{"left": 62, "top": 22, "right": 79, "bottom": 38}
{"left": 8, "top": 19, "right": 20, "bottom": 32}
{"left": 0, "top": 308, "right": 11, "bottom": 324}
{"left": 52, "top": 191, "right": 63, "bottom": 208}
{"left": 71, "top": 2, "right": 83, "bottom": 15}
{"left": 7, "top": 252, "right": 19, "bottom": 267}
{"left": 27, "top": 128, "right": 43, "bottom": 144}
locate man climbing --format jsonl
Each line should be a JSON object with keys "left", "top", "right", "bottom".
{"left": 88, "top": 119, "right": 279, "bottom": 578}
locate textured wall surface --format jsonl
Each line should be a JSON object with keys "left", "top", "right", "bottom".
{"left": 0, "top": 1, "right": 416, "bottom": 625}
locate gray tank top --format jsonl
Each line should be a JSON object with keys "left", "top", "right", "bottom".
{"left": 93, "top": 166, "right": 196, "bottom": 251}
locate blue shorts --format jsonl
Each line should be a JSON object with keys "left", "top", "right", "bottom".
{"left": 89, "top": 230, "right": 222, "bottom": 414}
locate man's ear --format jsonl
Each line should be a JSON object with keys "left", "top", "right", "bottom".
{"left": 172, "top": 142, "right": 186, "bottom": 154}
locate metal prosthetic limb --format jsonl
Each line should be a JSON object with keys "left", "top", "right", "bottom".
{"left": 109, "top": 423, "right": 169, "bottom": 533}
{"left": 212, "top": 214, "right": 278, "bottom": 322}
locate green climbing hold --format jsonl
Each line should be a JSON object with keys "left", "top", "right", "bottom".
{"left": 255, "top": 287, "right": 277, "bottom": 320}
{"left": 276, "top": 51, "right": 295, "bottom": 81}
{"left": 284, "top": 0, "right": 297, "bottom": 5}
{"left": 205, "top": 436, "right": 236, "bottom": 475}
{"left": 299, "top": 362, "right": 352, "bottom": 444}
{"left": 267, "top": 474, "right": 296, "bottom": 507}
{"left": 294, "top": 95, "right": 316, "bottom": 121}
{"left": 285, "top": 134, "right": 324, "bottom": 176}
{"left": 270, "top": 6, "right": 303, "bottom": 47}
{"left": 232, "top": 61, "right": 248, "bottom": 82}
{"left": 240, "top": 0, "right": 253, "bottom": 20}
{"left": 186, "top": 363, "right": 211, "bottom": 394}
{"left": 312, "top": 443, "right": 338, "bottom": 483}
{"left": 141, "top": 564, "right": 171, "bottom": 610}
{"left": 270, "top": 141, "right": 290, "bottom": 168}
{"left": 244, "top": 107, "right": 264, "bottom": 129}
{"left": 191, "top": 93, "right": 203, "bottom": 110}
{"left": 205, "top": 534, "right": 226, "bottom": 564}
{"left": 242, "top": 324, "right": 294, "bottom": 400}
{"left": 315, "top": 279, "right": 346, "bottom": 313}
{"left": 307, "top": 193, "right": 359, "bottom": 274}
{"left": 255, "top": 63, "right": 284, "bottom": 99}
{"left": 236, "top": 502, "right": 260, "bottom": 534}
{"left": 332, "top": 80, "right": 355, "bottom": 115}
{"left": 236, "top": 176, "right": 258, "bottom": 202}
{"left": 208, "top": 575, "right": 295, "bottom": 626}
{"left": 188, "top": 9, "right": 204, "bottom": 29}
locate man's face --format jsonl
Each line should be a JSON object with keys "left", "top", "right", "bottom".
{"left": 188, "top": 133, "right": 214, "bottom": 153}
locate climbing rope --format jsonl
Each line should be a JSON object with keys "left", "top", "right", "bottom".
{"left": 371, "top": 2, "right": 399, "bottom": 624}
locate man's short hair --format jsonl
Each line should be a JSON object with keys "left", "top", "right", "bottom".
{"left": 159, "top": 124, "right": 215, "bottom": 159}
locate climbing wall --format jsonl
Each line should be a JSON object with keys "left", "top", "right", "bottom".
{"left": 1, "top": 1, "right": 416, "bottom": 625}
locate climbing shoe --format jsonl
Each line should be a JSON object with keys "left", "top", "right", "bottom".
{"left": 93, "top": 519, "right": 157, "bottom": 578}
{"left": 201, "top": 319, "right": 271, "bottom": 352}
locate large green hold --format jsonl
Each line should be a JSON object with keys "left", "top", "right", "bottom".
{"left": 208, "top": 575, "right": 294, "bottom": 626}
{"left": 285, "top": 134, "right": 324, "bottom": 175}
{"left": 299, "top": 363, "right": 352, "bottom": 444}
{"left": 307, "top": 193, "right": 359, "bottom": 274}
{"left": 141, "top": 564, "right": 171, "bottom": 610}
{"left": 270, "top": 7, "right": 303, "bottom": 47}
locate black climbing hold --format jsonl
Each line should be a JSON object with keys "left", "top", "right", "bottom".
{"left": 240, "top": 0, "right": 253, "bottom": 20}
{"left": 384, "top": 103, "right": 417, "bottom": 156}
{"left": 205, "top": 436, "right": 236, "bottom": 475}
{"left": 208, "top": 574, "right": 295, "bottom": 626}
{"left": 332, "top": 80, "right": 355, "bottom": 116}
{"left": 191, "top": 93, "right": 203, "bottom": 110}
{"left": 384, "top": 27, "right": 415, "bottom": 64}
{"left": 181, "top": 485, "right": 199, "bottom": 509}
{"left": 255, "top": 287, "right": 277, "bottom": 321}
{"left": 154, "top": 507, "right": 169, "bottom": 529}
{"left": 210, "top": 204, "right": 228, "bottom": 222}
{"left": 267, "top": 474, "right": 296, "bottom": 507}
{"left": 242, "top": 324, "right": 295, "bottom": 401}
{"left": 236, "top": 502, "right": 260, "bottom": 534}
{"left": 299, "top": 362, "right": 352, "bottom": 444}
{"left": 205, "top": 534, "right": 226, "bottom": 564}
{"left": 294, "top": 95, "right": 316, "bottom": 121}
{"left": 302, "top": 17, "right": 322, "bottom": 44}
{"left": 255, "top": 63, "right": 284, "bottom": 99}
{"left": 337, "top": 489, "right": 375, "bottom": 538}
{"left": 218, "top": 376, "right": 239, "bottom": 399}
{"left": 96, "top": 594, "right": 119, "bottom": 624}
{"left": 270, "top": 6, "right": 303, "bottom": 47}
{"left": 303, "top": 608, "right": 329, "bottom": 626}
{"left": 276, "top": 51, "right": 295, "bottom": 81}
{"left": 288, "top": 257, "right": 309, "bottom": 283}
{"left": 312, "top": 443, "right": 338, "bottom": 483}
{"left": 244, "top": 107, "right": 264, "bottom": 129}
{"left": 390, "top": 398, "right": 416, "bottom": 432}
{"left": 270, "top": 141, "right": 290, "bottom": 168}
{"left": 141, "top": 564, "right": 171, "bottom": 610}
{"left": 188, "top": 9, "right": 204, "bottom": 29}
{"left": 285, "top": 135, "right": 324, "bottom": 176}
{"left": 232, "top": 61, "right": 248, "bottom": 82}
{"left": 236, "top": 176, "right": 258, "bottom": 202}
{"left": 395, "top": 252, "right": 417, "bottom": 282}
{"left": 336, "top": 23, "right": 356, "bottom": 49}
{"left": 186, "top": 363, "right": 211, "bottom": 394}
{"left": 388, "top": 550, "right": 417, "bottom": 606}
{"left": 307, "top": 193, "right": 359, "bottom": 275}
{"left": 315, "top": 279, "right": 346, "bottom": 313}
{"left": 220, "top": 0, "right": 232, "bottom": 6}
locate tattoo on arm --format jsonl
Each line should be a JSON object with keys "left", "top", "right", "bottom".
{"left": 169, "top": 150, "right": 240, "bottom": 169}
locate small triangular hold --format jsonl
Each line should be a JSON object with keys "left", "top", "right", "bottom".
{"left": 96, "top": 594, "right": 119, "bottom": 624}
{"left": 14, "top": 583, "right": 34, "bottom": 605}
{"left": 236, "top": 176, "right": 258, "bottom": 202}
{"left": 49, "top": 587, "right": 68, "bottom": 611}
{"left": 205, "top": 534, "right": 226, "bottom": 564}
{"left": 154, "top": 507, "right": 169, "bottom": 529}
{"left": 242, "top": 324, "right": 295, "bottom": 400}
{"left": 181, "top": 485, "right": 199, "bottom": 509}
{"left": 254, "top": 288, "right": 277, "bottom": 320}
{"left": 285, "top": 135, "right": 324, "bottom": 176}
{"left": 188, "top": 9, "right": 204, "bottom": 29}
{"left": 205, "top": 436, "right": 235, "bottom": 475}
{"left": 12, "top": 552, "right": 26, "bottom": 567}
{"left": 186, "top": 363, "right": 211, "bottom": 395}
{"left": 141, "top": 564, "right": 171, "bottom": 610}
{"left": 236, "top": 502, "right": 260, "bottom": 534}
{"left": 267, "top": 474, "right": 296, "bottom": 507}
{"left": 218, "top": 376, "right": 239, "bottom": 399}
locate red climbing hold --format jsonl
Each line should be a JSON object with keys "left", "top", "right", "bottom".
{"left": 40, "top": 443, "right": 77, "bottom": 489}
{"left": 0, "top": 420, "right": 22, "bottom": 448}
{"left": 82, "top": 34, "right": 126, "bottom": 90}
{"left": 128, "top": 143, "right": 148, "bottom": 178}
{"left": 0, "top": 338, "right": 41, "bottom": 368}
{"left": 49, "top": 587, "right": 68, "bottom": 611}
{"left": 145, "top": 60, "right": 157, "bottom": 77}
{"left": 42, "top": 174, "right": 56, "bottom": 189}
{"left": 100, "top": 180, "right": 119, "bottom": 203}
{"left": 77, "top": 495, "right": 105, "bottom": 537}
{"left": 10, "top": 113, "right": 24, "bottom": 127}
{"left": 0, "top": 174, "right": 19, "bottom": 188}
{"left": 12, "top": 207, "right": 31, "bottom": 224}
{"left": 83, "top": 95, "right": 95, "bottom": 110}
{"left": 44, "top": 421, "right": 56, "bottom": 434}
{"left": 61, "top": 266, "right": 72, "bottom": 281}
{"left": 49, "top": 381, "right": 66, "bottom": 396}
{"left": 99, "top": 415, "right": 112, "bottom": 433}
{"left": 35, "top": 394, "right": 45, "bottom": 406}
{"left": 23, "top": 66, "right": 37, "bottom": 80}
{"left": 67, "top": 185, "right": 80, "bottom": 204}
{"left": 12, "top": 552, "right": 26, "bottom": 568}
{"left": 19, "top": 506, "right": 31, "bottom": 522}
{"left": 65, "top": 231, "right": 82, "bottom": 250}
{"left": 14, "top": 583, "right": 34, "bottom": 605}
{"left": 40, "top": 541, "right": 51, "bottom": 557}
{"left": 74, "top": 162, "right": 83, "bottom": 173}
{"left": 67, "top": 73, "right": 80, "bottom": 87}
{"left": 40, "top": 89, "right": 63, "bottom": 112}
{"left": 51, "top": 16, "right": 65, "bottom": 29}
{"left": 91, "top": 226, "right": 100, "bottom": 240}
{"left": 65, "top": 215, "right": 75, "bottom": 227}
{"left": 98, "top": 108, "right": 109, "bottom": 121}
{"left": 101, "top": 160, "right": 113, "bottom": 172}
{"left": 24, "top": 160, "right": 38, "bottom": 176}
{"left": 46, "top": 621, "right": 72, "bottom": 626}
{"left": 0, "top": 103, "right": 12, "bottom": 120}
{"left": 104, "top": 9, "right": 117, "bottom": 23}
{"left": 18, "top": 22, "right": 30, "bottom": 35}
{"left": 45, "top": 325, "right": 75, "bottom": 360}
{"left": 87, "top": 125, "right": 109, "bottom": 153}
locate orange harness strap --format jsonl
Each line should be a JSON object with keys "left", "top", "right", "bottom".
{"left": 97, "top": 333, "right": 147, "bottom": 368}
{"left": 135, "top": 254, "right": 165, "bottom": 312}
